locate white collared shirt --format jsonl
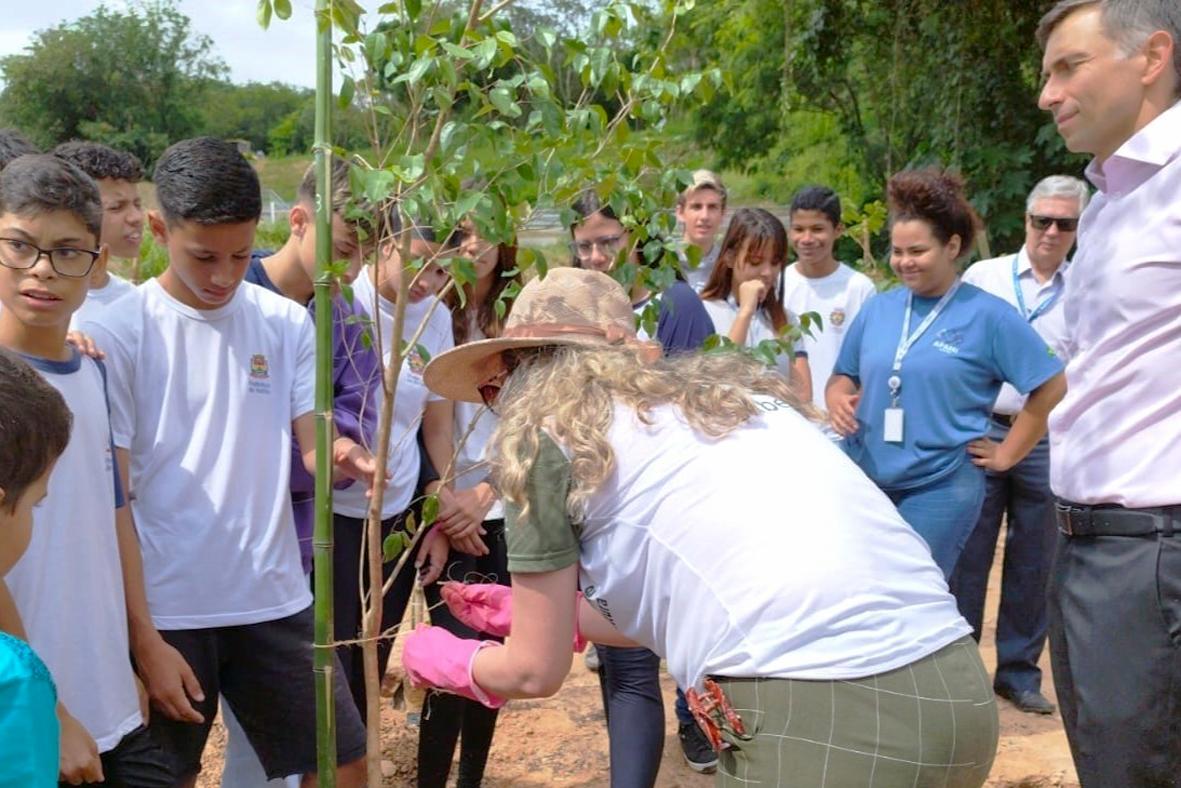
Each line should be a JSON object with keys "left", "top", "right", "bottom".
{"left": 1049, "top": 100, "right": 1181, "bottom": 507}
{"left": 962, "top": 247, "right": 1070, "bottom": 415}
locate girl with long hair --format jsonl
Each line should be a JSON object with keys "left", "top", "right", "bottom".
{"left": 700, "top": 208, "right": 813, "bottom": 402}
{"left": 826, "top": 169, "right": 1066, "bottom": 576}
{"left": 401, "top": 267, "right": 1000, "bottom": 787}
{"left": 415, "top": 220, "right": 522, "bottom": 788}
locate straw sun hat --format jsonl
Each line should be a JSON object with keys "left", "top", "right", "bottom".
{"left": 422, "top": 267, "right": 657, "bottom": 403}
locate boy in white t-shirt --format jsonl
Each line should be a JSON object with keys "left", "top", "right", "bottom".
{"left": 0, "top": 154, "right": 174, "bottom": 785}
{"left": 52, "top": 141, "right": 143, "bottom": 327}
{"left": 676, "top": 170, "right": 727, "bottom": 292}
{"left": 782, "top": 186, "right": 876, "bottom": 411}
{"left": 83, "top": 138, "right": 369, "bottom": 787}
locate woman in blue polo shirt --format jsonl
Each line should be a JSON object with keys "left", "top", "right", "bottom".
{"left": 826, "top": 170, "right": 1066, "bottom": 577}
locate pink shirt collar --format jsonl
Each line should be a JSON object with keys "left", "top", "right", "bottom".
{"left": 1086, "top": 99, "right": 1181, "bottom": 195}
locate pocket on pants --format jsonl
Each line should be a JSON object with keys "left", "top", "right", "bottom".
{"left": 1156, "top": 537, "right": 1181, "bottom": 646}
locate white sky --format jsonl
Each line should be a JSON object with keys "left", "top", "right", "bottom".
{"left": 0, "top": 1, "right": 322, "bottom": 89}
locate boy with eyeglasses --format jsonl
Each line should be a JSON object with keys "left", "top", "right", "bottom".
{"left": 0, "top": 153, "right": 175, "bottom": 785}
{"left": 951, "top": 174, "right": 1088, "bottom": 717}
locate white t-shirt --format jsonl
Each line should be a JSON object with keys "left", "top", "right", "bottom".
{"left": 69, "top": 273, "right": 136, "bottom": 330}
{"left": 334, "top": 268, "right": 455, "bottom": 519}
{"left": 452, "top": 319, "right": 504, "bottom": 521}
{"left": 701, "top": 296, "right": 797, "bottom": 377}
{"left": 83, "top": 279, "right": 315, "bottom": 629}
{"left": 577, "top": 397, "right": 970, "bottom": 690}
{"left": 681, "top": 244, "right": 721, "bottom": 293}
{"left": 5, "top": 352, "right": 142, "bottom": 751}
{"left": 781, "top": 262, "right": 876, "bottom": 410}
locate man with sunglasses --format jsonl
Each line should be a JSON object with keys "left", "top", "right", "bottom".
{"left": 950, "top": 174, "right": 1089, "bottom": 716}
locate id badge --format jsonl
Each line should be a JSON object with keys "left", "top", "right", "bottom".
{"left": 883, "top": 407, "right": 905, "bottom": 443}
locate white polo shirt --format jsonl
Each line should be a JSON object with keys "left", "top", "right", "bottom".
{"left": 962, "top": 247, "right": 1070, "bottom": 416}
{"left": 1049, "top": 100, "right": 1181, "bottom": 507}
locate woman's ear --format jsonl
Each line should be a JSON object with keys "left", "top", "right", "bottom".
{"left": 946, "top": 234, "right": 963, "bottom": 261}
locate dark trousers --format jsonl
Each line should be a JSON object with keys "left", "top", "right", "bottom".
{"left": 1048, "top": 525, "right": 1181, "bottom": 786}
{"left": 332, "top": 512, "right": 418, "bottom": 725}
{"left": 65, "top": 726, "right": 174, "bottom": 788}
{"left": 950, "top": 427, "right": 1054, "bottom": 694}
{"left": 596, "top": 645, "right": 665, "bottom": 788}
{"left": 417, "top": 520, "right": 509, "bottom": 788}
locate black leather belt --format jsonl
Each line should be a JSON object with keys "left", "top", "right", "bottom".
{"left": 1055, "top": 501, "right": 1180, "bottom": 538}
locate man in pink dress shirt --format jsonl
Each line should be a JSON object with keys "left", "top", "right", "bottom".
{"left": 1037, "top": 2, "right": 1181, "bottom": 785}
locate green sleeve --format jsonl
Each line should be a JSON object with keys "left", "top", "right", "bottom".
{"left": 505, "top": 433, "right": 581, "bottom": 573}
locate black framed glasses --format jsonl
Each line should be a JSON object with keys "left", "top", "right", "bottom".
{"left": 1028, "top": 215, "right": 1079, "bottom": 232}
{"left": 0, "top": 237, "right": 100, "bottom": 278}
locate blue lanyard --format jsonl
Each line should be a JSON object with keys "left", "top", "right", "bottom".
{"left": 888, "top": 279, "right": 961, "bottom": 402}
{"left": 1012, "top": 255, "right": 1061, "bottom": 323}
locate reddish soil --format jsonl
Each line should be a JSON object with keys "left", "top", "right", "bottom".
{"left": 199, "top": 529, "right": 1078, "bottom": 786}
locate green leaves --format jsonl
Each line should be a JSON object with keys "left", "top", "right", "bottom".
{"left": 382, "top": 531, "right": 408, "bottom": 562}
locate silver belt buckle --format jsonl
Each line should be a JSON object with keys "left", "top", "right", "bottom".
{"left": 1056, "top": 503, "right": 1079, "bottom": 536}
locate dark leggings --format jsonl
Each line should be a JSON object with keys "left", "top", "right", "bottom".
{"left": 596, "top": 645, "right": 665, "bottom": 788}
{"left": 331, "top": 511, "right": 418, "bottom": 725}
{"left": 417, "top": 520, "right": 510, "bottom": 788}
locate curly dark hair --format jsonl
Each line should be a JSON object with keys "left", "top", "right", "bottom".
{"left": 53, "top": 141, "right": 144, "bottom": 183}
{"left": 886, "top": 169, "right": 980, "bottom": 259}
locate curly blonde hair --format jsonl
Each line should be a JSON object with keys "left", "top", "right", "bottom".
{"left": 491, "top": 346, "right": 817, "bottom": 523}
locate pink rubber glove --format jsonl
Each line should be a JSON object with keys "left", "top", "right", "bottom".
{"left": 439, "top": 583, "right": 588, "bottom": 652}
{"left": 402, "top": 625, "right": 505, "bottom": 709}
{"left": 440, "top": 582, "right": 512, "bottom": 637}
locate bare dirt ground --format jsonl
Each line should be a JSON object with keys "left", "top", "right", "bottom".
{"left": 199, "top": 528, "right": 1078, "bottom": 786}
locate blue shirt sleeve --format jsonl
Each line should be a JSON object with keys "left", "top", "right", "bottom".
{"left": 92, "top": 358, "right": 127, "bottom": 508}
{"left": 987, "top": 301, "right": 1064, "bottom": 394}
{"left": 831, "top": 298, "right": 872, "bottom": 386}
{"left": 655, "top": 281, "right": 714, "bottom": 354}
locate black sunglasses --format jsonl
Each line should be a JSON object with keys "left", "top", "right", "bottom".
{"left": 1028, "top": 215, "right": 1079, "bottom": 232}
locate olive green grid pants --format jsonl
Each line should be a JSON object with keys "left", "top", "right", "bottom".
{"left": 714, "top": 636, "right": 998, "bottom": 787}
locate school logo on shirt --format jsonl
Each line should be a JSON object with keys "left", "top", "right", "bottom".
{"left": 249, "top": 353, "right": 272, "bottom": 394}
{"left": 932, "top": 328, "right": 964, "bottom": 356}
{"left": 407, "top": 346, "right": 428, "bottom": 375}
{"left": 829, "top": 308, "right": 847, "bottom": 329}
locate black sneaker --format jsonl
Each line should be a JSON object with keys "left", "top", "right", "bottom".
{"left": 995, "top": 685, "right": 1056, "bottom": 715}
{"left": 678, "top": 721, "right": 718, "bottom": 774}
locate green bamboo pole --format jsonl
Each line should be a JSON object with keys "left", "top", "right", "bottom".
{"left": 311, "top": 0, "right": 338, "bottom": 784}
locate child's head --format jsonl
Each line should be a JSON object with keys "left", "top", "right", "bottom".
{"left": 374, "top": 208, "right": 450, "bottom": 304}
{"left": 53, "top": 141, "right": 145, "bottom": 263}
{"left": 448, "top": 218, "right": 521, "bottom": 344}
{"left": 0, "top": 155, "right": 106, "bottom": 335}
{"left": 150, "top": 137, "right": 261, "bottom": 309}
{"left": 0, "top": 349, "right": 72, "bottom": 575}
{"left": 788, "top": 186, "right": 843, "bottom": 269}
{"left": 290, "top": 158, "right": 375, "bottom": 284}
{"left": 675, "top": 169, "right": 727, "bottom": 250}
{"left": 702, "top": 208, "right": 790, "bottom": 330}
{"left": 886, "top": 169, "right": 980, "bottom": 297}
{"left": 0, "top": 129, "right": 39, "bottom": 172}
{"left": 568, "top": 190, "right": 632, "bottom": 273}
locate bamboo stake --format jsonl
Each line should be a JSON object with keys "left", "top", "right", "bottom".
{"left": 311, "top": 0, "right": 338, "bottom": 783}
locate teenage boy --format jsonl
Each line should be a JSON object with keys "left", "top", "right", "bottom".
{"left": 82, "top": 137, "right": 369, "bottom": 787}
{"left": 0, "top": 154, "right": 174, "bottom": 785}
{"left": 52, "top": 141, "right": 144, "bottom": 326}
{"left": 0, "top": 349, "right": 73, "bottom": 785}
{"left": 782, "top": 186, "right": 877, "bottom": 411}
{"left": 676, "top": 169, "right": 727, "bottom": 292}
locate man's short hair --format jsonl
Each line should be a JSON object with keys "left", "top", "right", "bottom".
{"left": 677, "top": 169, "right": 728, "bottom": 209}
{"left": 0, "top": 129, "right": 40, "bottom": 172}
{"left": 1027, "top": 175, "right": 1091, "bottom": 214}
{"left": 154, "top": 137, "right": 261, "bottom": 226}
{"left": 789, "top": 186, "right": 843, "bottom": 227}
{"left": 0, "top": 349, "right": 72, "bottom": 513}
{"left": 1037, "top": 0, "right": 1181, "bottom": 94}
{"left": 0, "top": 154, "right": 103, "bottom": 242}
{"left": 52, "top": 141, "right": 144, "bottom": 184}
{"left": 298, "top": 157, "right": 388, "bottom": 243}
